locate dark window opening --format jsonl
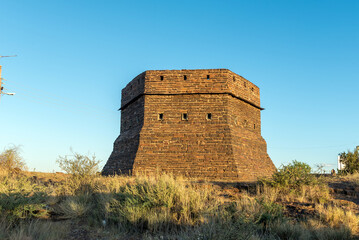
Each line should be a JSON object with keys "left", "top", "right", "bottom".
{"left": 251, "top": 87, "right": 254, "bottom": 92}
{"left": 233, "top": 76, "right": 236, "bottom": 81}
{"left": 184, "top": 75, "right": 187, "bottom": 80}
{"left": 158, "top": 113, "right": 164, "bottom": 120}
{"left": 207, "top": 113, "right": 212, "bottom": 120}
{"left": 254, "top": 124, "right": 256, "bottom": 129}
{"left": 160, "top": 76, "right": 164, "bottom": 81}
{"left": 244, "top": 82, "right": 247, "bottom": 87}
{"left": 207, "top": 75, "right": 210, "bottom": 80}
{"left": 182, "top": 113, "right": 188, "bottom": 120}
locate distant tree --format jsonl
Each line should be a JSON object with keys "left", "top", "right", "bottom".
{"left": 339, "top": 147, "right": 359, "bottom": 174}
{"left": 0, "top": 145, "right": 27, "bottom": 172}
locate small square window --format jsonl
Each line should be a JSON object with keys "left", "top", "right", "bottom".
{"left": 184, "top": 75, "right": 187, "bottom": 80}
{"left": 158, "top": 113, "right": 164, "bottom": 120}
{"left": 206, "top": 113, "right": 212, "bottom": 120}
{"left": 207, "top": 75, "right": 210, "bottom": 80}
{"left": 182, "top": 113, "right": 188, "bottom": 121}
{"left": 160, "top": 76, "right": 164, "bottom": 81}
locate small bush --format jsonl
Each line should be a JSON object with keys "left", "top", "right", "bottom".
{"left": 262, "top": 160, "right": 318, "bottom": 189}
{"left": 57, "top": 152, "right": 100, "bottom": 181}
{"left": 0, "top": 146, "right": 26, "bottom": 173}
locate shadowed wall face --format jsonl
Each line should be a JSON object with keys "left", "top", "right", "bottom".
{"left": 102, "top": 69, "right": 276, "bottom": 181}
{"left": 102, "top": 97, "right": 144, "bottom": 175}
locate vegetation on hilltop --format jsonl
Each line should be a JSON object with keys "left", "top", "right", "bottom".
{"left": 339, "top": 147, "right": 359, "bottom": 175}
{"left": 0, "top": 148, "right": 358, "bottom": 239}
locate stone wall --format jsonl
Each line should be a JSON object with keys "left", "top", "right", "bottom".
{"left": 102, "top": 69, "right": 276, "bottom": 181}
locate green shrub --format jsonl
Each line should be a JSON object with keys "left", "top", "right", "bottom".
{"left": 339, "top": 148, "right": 359, "bottom": 175}
{"left": 56, "top": 151, "right": 101, "bottom": 188}
{"left": 262, "top": 160, "right": 318, "bottom": 189}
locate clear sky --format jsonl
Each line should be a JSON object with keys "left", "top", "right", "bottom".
{"left": 0, "top": 0, "right": 358, "bottom": 173}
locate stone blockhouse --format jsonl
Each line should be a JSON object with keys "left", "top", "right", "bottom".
{"left": 102, "top": 69, "right": 276, "bottom": 181}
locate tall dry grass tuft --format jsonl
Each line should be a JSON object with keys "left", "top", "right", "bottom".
{"left": 234, "top": 193, "right": 284, "bottom": 229}
{"left": 269, "top": 184, "right": 331, "bottom": 204}
{"left": 100, "top": 174, "right": 134, "bottom": 193}
{"left": 56, "top": 194, "right": 93, "bottom": 219}
{"left": 256, "top": 184, "right": 280, "bottom": 203}
{"left": 271, "top": 220, "right": 352, "bottom": 240}
{"left": 316, "top": 204, "right": 359, "bottom": 234}
{"left": 106, "top": 174, "right": 219, "bottom": 232}
{"left": 338, "top": 172, "right": 359, "bottom": 185}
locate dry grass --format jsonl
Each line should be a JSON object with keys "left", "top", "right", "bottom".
{"left": 337, "top": 173, "right": 359, "bottom": 185}
{"left": 0, "top": 165, "right": 359, "bottom": 239}
{"left": 7, "top": 220, "right": 69, "bottom": 240}
{"left": 316, "top": 204, "right": 359, "bottom": 234}
{"left": 258, "top": 181, "right": 331, "bottom": 204}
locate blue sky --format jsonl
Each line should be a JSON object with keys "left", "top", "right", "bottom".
{"left": 0, "top": 0, "right": 358, "bottom": 172}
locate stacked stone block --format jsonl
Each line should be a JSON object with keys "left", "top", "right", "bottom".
{"left": 102, "top": 69, "right": 276, "bottom": 181}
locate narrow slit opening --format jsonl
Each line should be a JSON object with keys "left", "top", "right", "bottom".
{"left": 158, "top": 113, "right": 164, "bottom": 120}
